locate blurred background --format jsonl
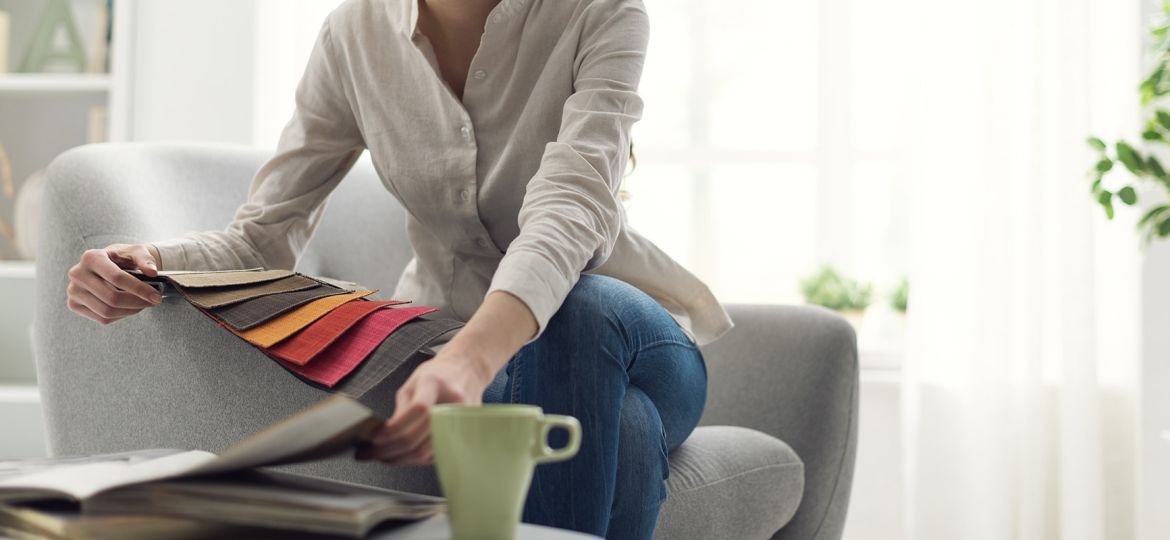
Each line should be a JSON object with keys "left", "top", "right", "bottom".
{"left": 0, "top": 0, "right": 1167, "bottom": 538}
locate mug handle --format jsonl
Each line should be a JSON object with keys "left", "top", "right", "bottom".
{"left": 532, "top": 414, "right": 581, "bottom": 464}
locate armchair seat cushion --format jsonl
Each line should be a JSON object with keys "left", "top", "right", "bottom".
{"left": 657, "top": 426, "right": 804, "bottom": 539}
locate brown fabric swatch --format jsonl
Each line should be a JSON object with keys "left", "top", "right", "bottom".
{"left": 211, "top": 284, "right": 352, "bottom": 331}
{"left": 180, "top": 275, "right": 321, "bottom": 310}
{"left": 330, "top": 317, "right": 464, "bottom": 398}
{"left": 163, "top": 269, "right": 293, "bottom": 288}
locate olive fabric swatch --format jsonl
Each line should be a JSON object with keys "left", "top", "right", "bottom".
{"left": 164, "top": 269, "right": 292, "bottom": 288}
{"left": 278, "top": 316, "right": 462, "bottom": 392}
{"left": 180, "top": 275, "right": 321, "bottom": 310}
{"left": 211, "top": 284, "right": 351, "bottom": 331}
{"left": 268, "top": 301, "right": 417, "bottom": 366}
{"left": 332, "top": 318, "right": 465, "bottom": 396}
{"left": 234, "top": 290, "right": 383, "bottom": 348}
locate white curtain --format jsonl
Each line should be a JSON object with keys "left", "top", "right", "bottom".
{"left": 902, "top": 0, "right": 1144, "bottom": 538}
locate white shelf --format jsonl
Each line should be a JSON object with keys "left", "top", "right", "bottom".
{"left": 0, "top": 74, "right": 111, "bottom": 93}
{"left": 0, "top": 261, "right": 35, "bottom": 279}
{"left": 0, "top": 384, "right": 39, "bottom": 403}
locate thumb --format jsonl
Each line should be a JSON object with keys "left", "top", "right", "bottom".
{"left": 131, "top": 245, "right": 159, "bottom": 277}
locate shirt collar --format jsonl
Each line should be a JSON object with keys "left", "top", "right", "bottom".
{"left": 406, "top": 0, "right": 525, "bottom": 40}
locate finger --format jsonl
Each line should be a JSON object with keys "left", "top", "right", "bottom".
{"left": 378, "top": 401, "right": 431, "bottom": 446}
{"left": 393, "top": 379, "right": 415, "bottom": 418}
{"left": 125, "top": 245, "right": 159, "bottom": 277}
{"left": 67, "top": 296, "right": 115, "bottom": 325}
{"left": 385, "top": 378, "right": 421, "bottom": 431}
{"left": 72, "top": 269, "right": 155, "bottom": 310}
{"left": 84, "top": 250, "right": 162, "bottom": 304}
{"left": 69, "top": 285, "right": 139, "bottom": 321}
{"left": 373, "top": 410, "right": 432, "bottom": 455}
{"left": 387, "top": 434, "right": 433, "bottom": 464}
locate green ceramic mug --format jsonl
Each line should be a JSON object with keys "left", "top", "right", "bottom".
{"left": 430, "top": 404, "right": 582, "bottom": 540}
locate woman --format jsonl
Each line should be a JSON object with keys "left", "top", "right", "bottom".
{"left": 64, "top": 0, "right": 732, "bottom": 537}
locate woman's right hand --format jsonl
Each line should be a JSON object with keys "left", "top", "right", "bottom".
{"left": 67, "top": 244, "right": 164, "bottom": 325}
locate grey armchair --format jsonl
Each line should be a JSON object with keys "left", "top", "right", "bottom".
{"left": 34, "top": 143, "right": 857, "bottom": 539}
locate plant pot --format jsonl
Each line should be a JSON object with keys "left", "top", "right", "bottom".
{"left": 838, "top": 309, "right": 866, "bottom": 334}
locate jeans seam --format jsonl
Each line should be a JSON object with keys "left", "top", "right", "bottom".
{"left": 509, "top": 353, "right": 523, "bottom": 404}
{"left": 634, "top": 339, "right": 700, "bottom": 356}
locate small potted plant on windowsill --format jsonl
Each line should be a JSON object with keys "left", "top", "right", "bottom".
{"left": 799, "top": 265, "right": 873, "bottom": 331}
{"left": 890, "top": 277, "right": 908, "bottom": 317}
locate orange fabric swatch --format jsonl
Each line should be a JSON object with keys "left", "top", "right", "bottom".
{"left": 234, "top": 290, "right": 383, "bottom": 348}
{"left": 268, "top": 300, "right": 408, "bottom": 366}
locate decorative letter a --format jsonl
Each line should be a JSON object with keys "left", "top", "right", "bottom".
{"left": 20, "top": 0, "right": 87, "bottom": 73}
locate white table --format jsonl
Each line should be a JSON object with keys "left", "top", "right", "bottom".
{"left": 369, "top": 514, "right": 600, "bottom": 539}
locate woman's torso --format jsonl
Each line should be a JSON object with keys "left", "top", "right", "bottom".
{"left": 327, "top": 0, "right": 732, "bottom": 345}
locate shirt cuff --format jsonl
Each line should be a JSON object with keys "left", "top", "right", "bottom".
{"left": 487, "top": 249, "right": 576, "bottom": 345}
{"left": 149, "top": 239, "right": 191, "bottom": 271}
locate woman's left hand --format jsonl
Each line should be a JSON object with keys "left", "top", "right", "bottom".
{"left": 355, "top": 347, "right": 496, "bottom": 465}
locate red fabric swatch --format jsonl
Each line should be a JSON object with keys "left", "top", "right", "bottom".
{"left": 274, "top": 306, "right": 438, "bottom": 387}
{"left": 268, "top": 300, "right": 408, "bottom": 365}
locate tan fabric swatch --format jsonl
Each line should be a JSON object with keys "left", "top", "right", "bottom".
{"left": 165, "top": 269, "right": 293, "bottom": 288}
{"left": 180, "top": 274, "right": 320, "bottom": 309}
{"left": 234, "top": 290, "right": 382, "bottom": 348}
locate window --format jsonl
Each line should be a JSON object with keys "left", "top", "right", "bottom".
{"left": 629, "top": 0, "right": 912, "bottom": 309}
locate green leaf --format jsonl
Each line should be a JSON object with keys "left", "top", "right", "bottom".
{"left": 1145, "top": 129, "right": 1165, "bottom": 141}
{"left": 1096, "top": 159, "right": 1114, "bottom": 173}
{"left": 1157, "top": 110, "right": 1170, "bottom": 131}
{"left": 1143, "top": 65, "right": 1168, "bottom": 105}
{"left": 1116, "top": 142, "right": 1144, "bottom": 174}
{"left": 1088, "top": 137, "right": 1108, "bottom": 151}
{"left": 1090, "top": 175, "right": 1103, "bottom": 193}
{"left": 1138, "top": 205, "right": 1170, "bottom": 227}
{"left": 1159, "top": 217, "right": 1170, "bottom": 237}
{"left": 1098, "top": 191, "right": 1115, "bottom": 219}
{"left": 1149, "top": 155, "right": 1167, "bottom": 178}
{"left": 1119, "top": 186, "right": 1138, "bottom": 205}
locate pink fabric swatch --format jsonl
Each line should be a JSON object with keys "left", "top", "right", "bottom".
{"left": 274, "top": 306, "right": 438, "bottom": 387}
{"left": 268, "top": 300, "right": 405, "bottom": 366}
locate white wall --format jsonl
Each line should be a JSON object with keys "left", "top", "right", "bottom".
{"left": 124, "top": 0, "right": 257, "bottom": 143}
{"left": 842, "top": 372, "right": 904, "bottom": 540}
{"left": 1140, "top": 241, "right": 1170, "bottom": 539}
{"left": 122, "top": 0, "right": 339, "bottom": 146}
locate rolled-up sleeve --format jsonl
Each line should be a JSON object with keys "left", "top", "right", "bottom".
{"left": 486, "top": 0, "right": 648, "bottom": 340}
{"left": 151, "top": 18, "right": 364, "bottom": 272}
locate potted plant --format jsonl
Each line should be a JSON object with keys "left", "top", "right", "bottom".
{"left": 1086, "top": 1, "right": 1170, "bottom": 243}
{"left": 799, "top": 265, "right": 873, "bottom": 330}
{"left": 890, "top": 277, "right": 909, "bottom": 315}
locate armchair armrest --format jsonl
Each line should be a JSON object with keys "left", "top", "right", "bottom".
{"left": 699, "top": 304, "right": 859, "bottom": 540}
{"left": 34, "top": 143, "right": 437, "bottom": 493}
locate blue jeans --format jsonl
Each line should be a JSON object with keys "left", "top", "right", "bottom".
{"left": 482, "top": 274, "right": 708, "bottom": 540}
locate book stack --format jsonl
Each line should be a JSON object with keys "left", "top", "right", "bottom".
{"left": 136, "top": 268, "right": 464, "bottom": 397}
{"left": 0, "top": 397, "right": 444, "bottom": 539}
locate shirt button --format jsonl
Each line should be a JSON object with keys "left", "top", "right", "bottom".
{"left": 459, "top": 188, "right": 471, "bottom": 201}
{"left": 460, "top": 126, "right": 472, "bottom": 141}
{"left": 472, "top": 70, "right": 486, "bottom": 80}
{"left": 476, "top": 237, "right": 490, "bottom": 248}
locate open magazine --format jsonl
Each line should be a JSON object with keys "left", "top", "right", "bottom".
{"left": 0, "top": 396, "right": 443, "bottom": 538}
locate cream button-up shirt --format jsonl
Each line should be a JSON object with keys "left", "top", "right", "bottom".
{"left": 152, "top": 0, "right": 733, "bottom": 346}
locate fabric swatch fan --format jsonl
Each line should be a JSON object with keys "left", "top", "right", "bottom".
{"left": 136, "top": 268, "right": 463, "bottom": 397}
